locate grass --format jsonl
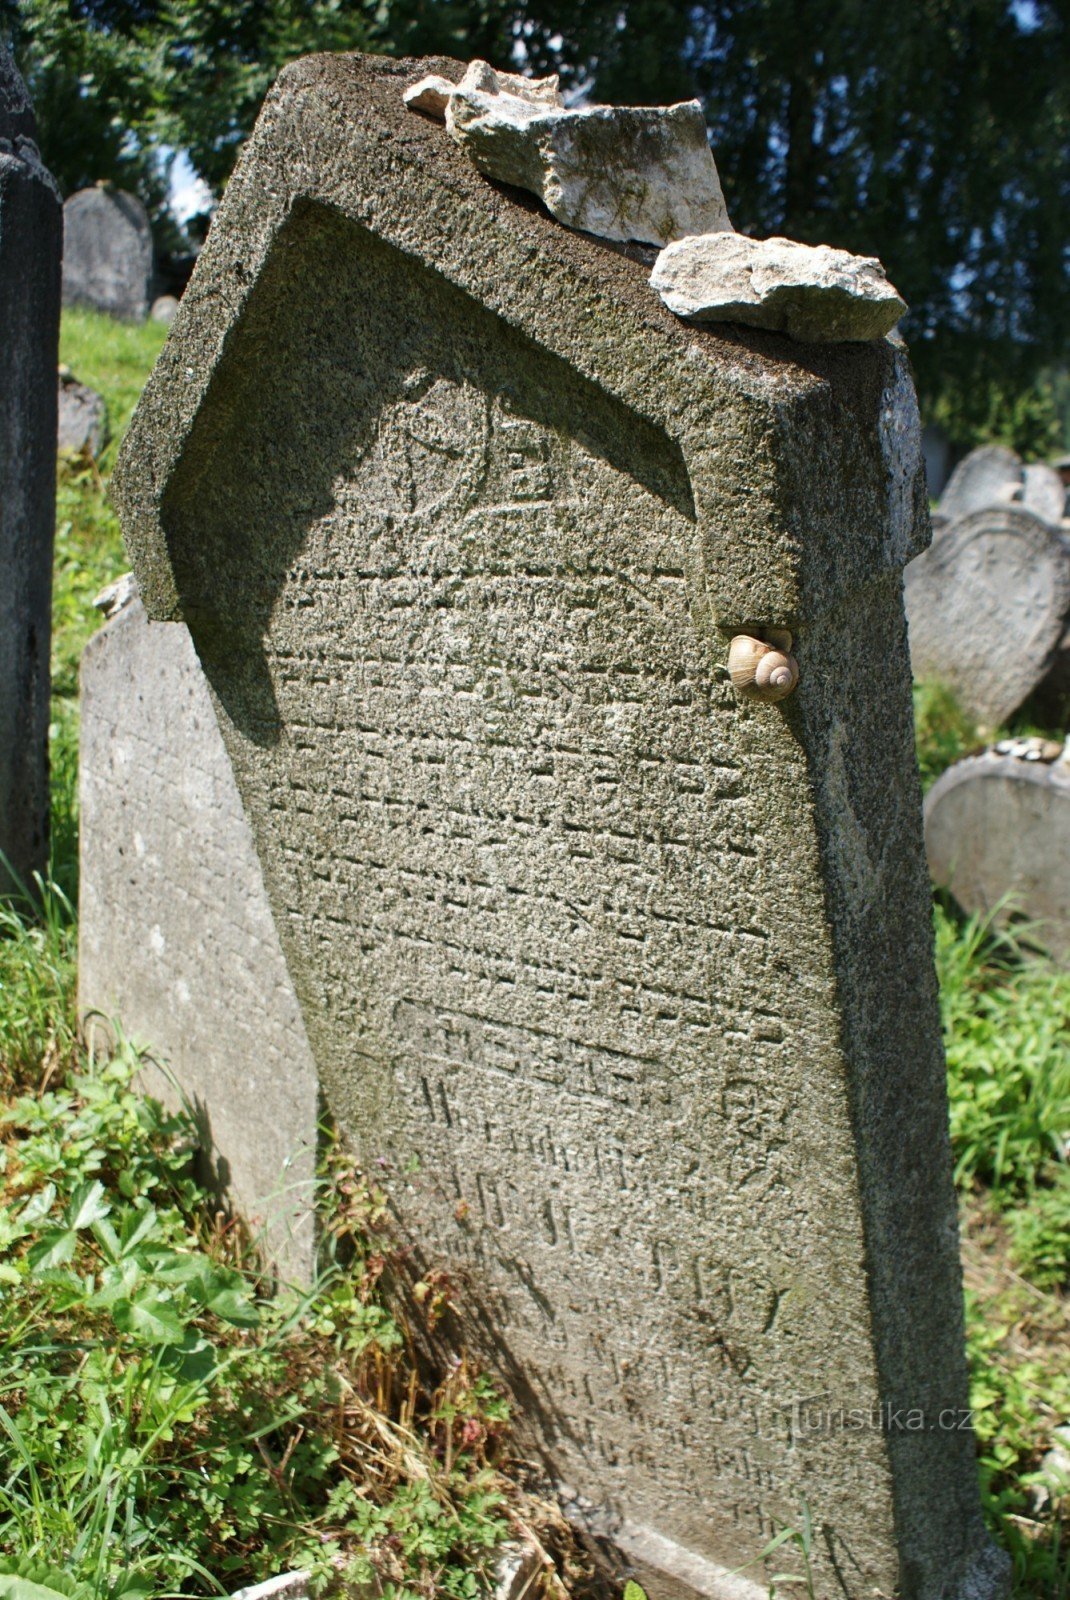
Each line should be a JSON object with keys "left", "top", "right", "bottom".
{"left": 0, "top": 307, "right": 1068, "bottom": 1596}
{"left": 0, "top": 1025, "right": 542, "bottom": 1598}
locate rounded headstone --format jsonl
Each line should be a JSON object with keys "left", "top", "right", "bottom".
{"left": 905, "top": 504, "right": 1070, "bottom": 726}
{"left": 1020, "top": 461, "right": 1066, "bottom": 525}
{"left": 925, "top": 750, "right": 1070, "bottom": 963}
{"left": 62, "top": 186, "right": 154, "bottom": 321}
{"left": 57, "top": 371, "right": 109, "bottom": 456}
{"left": 150, "top": 293, "right": 180, "bottom": 325}
{"left": 937, "top": 443, "right": 1022, "bottom": 522}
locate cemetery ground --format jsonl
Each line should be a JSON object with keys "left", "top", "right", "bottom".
{"left": 0, "top": 309, "right": 1067, "bottom": 1600}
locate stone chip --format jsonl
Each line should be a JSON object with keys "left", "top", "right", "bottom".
{"left": 413, "top": 59, "right": 731, "bottom": 246}
{"left": 650, "top": 231, "right": 906, "bottom": 340}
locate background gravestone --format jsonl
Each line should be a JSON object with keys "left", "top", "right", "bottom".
{"left": 57, "top": 368, "right": 109, "bottom": 457}
{"left": 113, "top": 52, "right": 1005, "bottom": 1600}
{"left": 79, "top": 590, "right": 321, "bottom": 1282}
{"left": 62, "top": 185, "right": 154, "bottom": 321}
{"left": 937, "top": 443, "right": 1021, "bottom": 521}
{"left": 0, "top": 47, "right": 62, "bottom": 895}
{"left": 926, "top": 750, "right": 1070, "bottom": 964}
{"left": 905, "top": 504, "right": 1070, "bottom": 726}
{"left": 1020, "top": 461, "right": 1066, "bottom": 526}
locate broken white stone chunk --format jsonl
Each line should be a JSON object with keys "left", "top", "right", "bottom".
{"left": 650, "top": 232, "right": 906, "bottom": 341}
{"left": 456, "top": 58, "right": 563, "bottom": 107}
{"left": 441, "top": 61, "right": 730, "bottom": 246}
{"left": 402, "top": 74, "right": 456, "bottom": 119}
{"left": 403, "top": 61, "right": 562, "bottom": 123}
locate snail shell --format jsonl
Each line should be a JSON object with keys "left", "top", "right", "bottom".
{"left": 728, "top": 632, "right": 799, "bottom": 703}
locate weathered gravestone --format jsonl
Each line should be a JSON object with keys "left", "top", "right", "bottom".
{"left": 113, "top": 52, "right": 1006, "bottom": 1600}
{"left": 0, "top": 47, "right": 62, "bottom": 894}
{"left": 1020, "top": 461, "right": 1066, "bottom": 526}
{"left": 904, "top": 505, "right": 1070, "bottom": 727}
{"left": 936, "top": 443, "right": 1022, "bottom": 522}
{"left": 58, "top": 368, "right": 109, "bottom": 456}
{"left": 79, "top": 588, "right": 321, "bottom": 1281}
{"left": 926, "top": 746, "right": 1070, "bottom": 965}
{"left": 62, "top": 185, "right": 154, "bottom": 321}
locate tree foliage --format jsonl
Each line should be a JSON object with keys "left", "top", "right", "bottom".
{"left": 0, "top": 0, "right": 161, "bottom": 203}
{"left": 520, "top": 0, "right": 1070, "bottom": 434}
{"left": 1, "top": 0, "right": 1067, "bottom": 443}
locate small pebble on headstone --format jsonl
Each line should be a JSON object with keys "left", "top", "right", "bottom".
{"left": 649, "top": 231, "right": 906, "bottom": 340}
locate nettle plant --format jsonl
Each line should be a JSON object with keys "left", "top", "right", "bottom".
{"left": 0, "top": 1043, "right": 513, "bottom": 1600}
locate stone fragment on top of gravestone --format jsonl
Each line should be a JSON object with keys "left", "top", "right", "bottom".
{"left": 649, "top": 231, "right": 906, "bottom": 340}
{"left": 57, "top": 367, "right": 110, "bottom": 456}
{"left": 904, "top": 505, "right": 1070, "bottom": 727}
{"left": 112, "top": 50, "right": 1007, "bottom": 1600}
{"left": 62, "top": 184, "right": 154, "bottom": 321}
{"left": 937, "top": 443, "right": 1022, "bottom": 522}
{"left": 0, "top": 47, "right": 62, "bottom": 896}
{"left": 1020, "top": 461, "right": 1066, "bottom": 526}
{"left": 79, "top": 588, "right": 320, "bottom": 1283}
{"left": 423, "top": 58, "right": 731, "bottom": 246}
{"left": 925, "top": 743, "right": 1070, "bottom": 964}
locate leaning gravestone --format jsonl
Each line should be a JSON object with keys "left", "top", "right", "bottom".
{"left": 926, "top": 745, "right": 1070, "bottom": 964}
{"left": 904, "top": 505, "right": 1070, "bottom": 726}
{"left": 113, "top": 52, "right": 1005, "bottom": 1600}
{"left": 0, "top": 48, "right": 62, "bottom": 894}
{"left": 62, "top": 185, "right": 154, "bottom": 321}
{"left": 937, "top": 443, "right": 1021, "bottom": 522}
{"left": 80, "top": 588, "right": 321, "bottom": 1282}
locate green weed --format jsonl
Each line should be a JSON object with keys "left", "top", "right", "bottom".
{"left": 0, "top": 876, "right": 75, "bottom": 1089}
{"left": 913, "top": 681, "right": 985, "bottom": 791}
{"left": 938, "top": 907, "right": 1070, "bottom": 1209}
{"left": 936, "top": 904, "right": 1070, "bottom": 1595}
{"left": 0, "top": 1027, "right": 515, "bottom": 1598}
{"left": 58, "top": 310, "right": 167, "bottom": 469}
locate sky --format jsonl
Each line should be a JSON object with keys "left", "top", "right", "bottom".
{"left": 168, "top": 148, "right": 213, "bottom": 223}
